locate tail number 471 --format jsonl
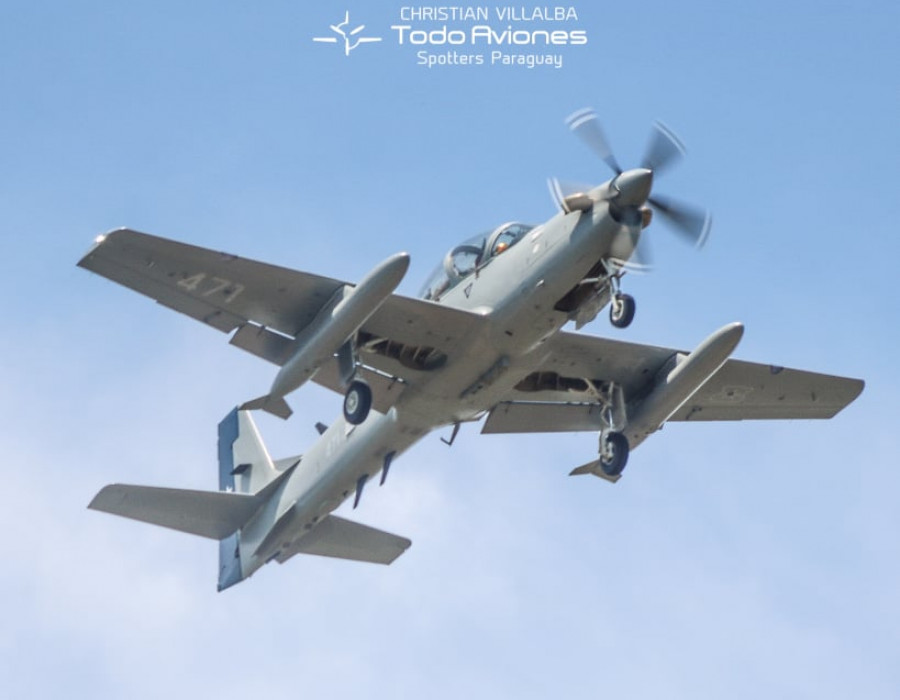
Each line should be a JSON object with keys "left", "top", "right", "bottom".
{"left": 177, "top": 273, "right": 245, "bottom": 303}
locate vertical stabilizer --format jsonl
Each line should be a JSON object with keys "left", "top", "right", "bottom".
{"left": 217, "top": 408, "right": 278, "bottom": 591}
{"left": 219, "top": 408, "right": 279, "bottom": 495}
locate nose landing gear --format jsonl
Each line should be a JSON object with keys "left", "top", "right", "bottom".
{"left": 608, "top": 274, "right": 636, "bottom": 329}
{"left": 610, "top": 293, "right": 636, "bottom": 328}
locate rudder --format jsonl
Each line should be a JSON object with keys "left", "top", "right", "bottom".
{"left": 217, "top": 408, "right": 278, "bottom": 591}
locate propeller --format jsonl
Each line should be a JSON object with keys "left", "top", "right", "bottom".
{"left": 641, "top": 121, "right": 685, "bottom": 174}
{"left": 555, "top": 108, "right": 712, "bottom": 256}
{"left": 648, "top": 193, "right": 711, "bottom": 248}
{"left": 565, "top": 108, "right": 622, "bottom": 175}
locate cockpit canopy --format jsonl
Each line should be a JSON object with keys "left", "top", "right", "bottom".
{"left": 420, "top": 222, "right": 534, "bottom": 301}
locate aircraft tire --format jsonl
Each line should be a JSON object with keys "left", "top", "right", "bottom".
{"left": 599, "top": 432, "right": 629, "bottom": 477}
{"left": 610, "top": 293, "right": 636, "bottom": 328}
{"left": 343, "top": 380, "right": 373, "bottom": 425}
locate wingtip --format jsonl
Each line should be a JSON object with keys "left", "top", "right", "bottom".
{"left": 87, "top": 484, "right": 124, "bottom": 512}
{"left": 77, "top": 228, "right": 134, "bottom": 268}
{"left": 77, "top": 237, "right": 107, "bottom": 268}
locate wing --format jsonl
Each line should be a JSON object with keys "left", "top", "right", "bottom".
{"left": 79, "top": 229, "right": 486, "bottom": 403}
{"left": 483, "top": 330, "right": 863, "bottom": 434}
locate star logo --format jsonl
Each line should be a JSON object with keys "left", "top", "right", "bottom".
{"left": 313, "top": 11, "right": 382, "bottom": 56}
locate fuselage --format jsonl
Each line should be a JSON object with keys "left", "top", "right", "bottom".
{"left": 239, "top": 180, "right": 639, "bottom": 577}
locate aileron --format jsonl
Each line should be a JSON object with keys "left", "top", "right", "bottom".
{"left": 670, "top": 360, "right": 864, "bottom": 422}
{"left": 483, "top": 402, "right": 605, "bottom": 434}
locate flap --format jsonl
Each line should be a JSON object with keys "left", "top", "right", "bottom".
{"left": 483, "top": 402, "right": 605, "bottom": 434}
{"left": 276, "top": 515, "right": 411, "bottom": 565}
{"left": 535, "top": 330, "right": 675, "bottom": 395}
{"left": 229, "top": 323, "right": 295, "bottom": 366}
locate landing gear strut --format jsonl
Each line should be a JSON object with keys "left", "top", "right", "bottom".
{"left": 594, "top": 382, "right": 629, "bottom": 478}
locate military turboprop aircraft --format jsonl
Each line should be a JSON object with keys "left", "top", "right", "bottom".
{"left": 81, "top": 109, "right": 863, "bottom": 590}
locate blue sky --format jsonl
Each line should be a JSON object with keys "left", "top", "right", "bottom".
{"left": 1, "top": 1, "right": 898, "bottom": 697}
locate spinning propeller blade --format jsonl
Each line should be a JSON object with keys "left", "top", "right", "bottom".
{"left": 641, "top": 121, "right": 686, "bottom": 175}
{"left": 565, "top": 108, "right": 622, "bottom": 175}
{"left": 611, "top": 241, "right": 654, "bottom": 273}
{"left": 648, "top": 195, "right": 712, "bottom": 248}
{"left": 630, "top": 235, "right": 654, "bottom": 271}
{"left": 547, "top": 177, "right": 566, "bottom": 212}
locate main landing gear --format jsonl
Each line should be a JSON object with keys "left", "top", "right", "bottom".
{"left": 339, "top": 338, "right": 372, "bottom": 426}
{"left": 598, "top": 431, "right": 629, "bottom": 477}
{"left": 595, "top": 381, "right": 630, "bottom": 478}
{"left": 343, "top": 380, "right": 372, "bottom": 425}
{"left": 566, "top": 381, "right": 636, "bottom": 482}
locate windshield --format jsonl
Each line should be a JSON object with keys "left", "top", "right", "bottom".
{"left": 419, "top": 222, "right": 533, "bottom": 301}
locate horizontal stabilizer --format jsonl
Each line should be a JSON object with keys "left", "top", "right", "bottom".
{"left": 240, "top": 394, "right": 293, "bottom": 420}
{"left": 569, "top": 460, "right": 621, "bottom": 484}
{"left": 276, "top": 515, "right": 411, "bottom": 565}
{"left": 89, "top": 484, "right": 262, "bottom": 540}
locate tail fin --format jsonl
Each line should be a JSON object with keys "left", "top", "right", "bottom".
{"left": 88, "top": 408, "right": 297, "bottom": 592}
{"left": 217, "top": 408, "right": 282, "bottom": 590}
{"left": 218, "top": 408, "right": 279, "bottom": 495}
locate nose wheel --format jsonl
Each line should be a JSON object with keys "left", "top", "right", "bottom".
{"left": 610, "top": 293, "right": 636, "bottom": 328}
{"left": 606, "top": 272, "right": 636, "bottom": 329}
{"left": 343, "top": 380, "right": 373, "bottom": 425}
